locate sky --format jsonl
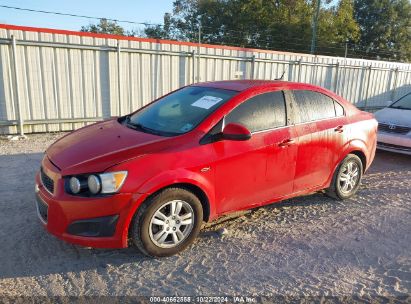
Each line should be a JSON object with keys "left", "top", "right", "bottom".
{"left": 0, "top": 0, "right": 174, "bottom": 32}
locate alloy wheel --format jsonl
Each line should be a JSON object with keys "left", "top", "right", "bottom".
{"left": 148, "top": 200, "right": 194, "bottom": 248}
{"left": 338, "top": 160, "right": 360, "bottom": 194}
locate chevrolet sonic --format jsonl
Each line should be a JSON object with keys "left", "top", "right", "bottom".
{"left": 35, "top": 80, "right": 378, "bottom": 257}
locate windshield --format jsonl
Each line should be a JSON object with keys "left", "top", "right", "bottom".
{"left": 126, "top": 86, "right": 237, "bottom": 136}
{"left": 390, "top": 93, "right": 411, "bottom": 110}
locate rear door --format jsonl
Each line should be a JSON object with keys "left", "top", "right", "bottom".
{"left": 264, "top": 91, "right": 298, "bottom": 200}
{"left": 213, "top": 91, "right": 296, "bottom": 214}
{"left": 290, "top": 90, "right": 347, "bottom": 192}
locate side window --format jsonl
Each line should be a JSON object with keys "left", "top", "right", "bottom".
{"left": 225, "top": 91, "right": 286, "bottom": 132}
{"left": 334, "top": 101, "right": 344, "bottom": 116}
{"left": 292, "top": 90, "right": 336, "bottom": 123}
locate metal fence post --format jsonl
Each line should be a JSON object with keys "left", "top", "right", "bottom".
{"left": 191, "top": 50, "right": 196, "bottom": 84}
{"left": 250, "top": 55, "right": 255, "bottom": 79}
{"left": 197, "top": 47, "right": 201, "bottom": 82}
{"left": 333, "top": 62, "right": 340, "bottom": 92}
{"left": 117, "top": 40, "right": 122, "bottom": 116}
{"left": 297, "top": 59, "right": 302, "bottom": 82}
{"left": 390, "top": 68, "right": 399, "bottom": 101}
{"left": 11, "top": 35, "right": 24, "bottom": 136}
{"left": 363, "top": 65, "right": 373, "bottom": 110}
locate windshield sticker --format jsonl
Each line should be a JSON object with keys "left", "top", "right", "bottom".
{"left": 180, "top": 123, "right": 193, "bottom": 132}
{"left": 191, "top": 96, "right": 223, "bottom": 109}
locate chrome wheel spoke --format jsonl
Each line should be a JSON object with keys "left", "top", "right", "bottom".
{"left": 180, "top": 213, "right": 192, "bottom": 220}
{"left": 152, "top": 218, "right": 165, "bottom": 226}
{"left": 174, "top": 201, "right": 183, "bottom": 216}
{"left": 172, "top": 232, "right": 179, "bottom": 244}
{"left": 341, "top": 181, "right": 350, "bottom": 192}
{"left": 180, "top": 217, "right": 193, "bottom": 225}
{"left": 340, "top": 173, "right": 348, "bottom": 181}
{"left": 154, "top": 210, "right": 167, "bottom": 221}
{"left": 347, "top": 162, "right": 353, "bottom": 173}
{"left": 170, "top": 201, "right": 177, "bottom": 216}
{"left": 154, "top": 230, "right": 168, "bottom": 243}
{"left": 180, "top": 212, "right": 193, "bottom": 225}
{"left": 176, "top": 230, "right": 184, "bottom": 240}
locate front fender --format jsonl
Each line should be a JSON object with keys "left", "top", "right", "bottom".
{"left": 139, "top": 168, "right": 216, "bottom": 219}
{"left": 119, "top": 168, "right": 216, "bottom": 247}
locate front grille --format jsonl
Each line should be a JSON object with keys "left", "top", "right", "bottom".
{"left": 377, "top": 142, "right": 411, "bottom": 152}
{"left": 378, "top": 123, "right": 411, "bottom": 135}
{"left": 40, "top": 167, "right": 54, "bottom": 194}
{"left": 36, "top": 195, "right": 48, "bottom": 223}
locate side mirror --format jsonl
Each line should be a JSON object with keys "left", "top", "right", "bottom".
{"left": 221, "top": 123, "right": 251, "bottom": 141}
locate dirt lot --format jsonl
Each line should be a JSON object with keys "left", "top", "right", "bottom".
{"left": 0, "top": 133, "right": 410, "bottom": 299}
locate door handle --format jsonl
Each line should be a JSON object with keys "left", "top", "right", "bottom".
{"left": 278, "top": 138, "right": 295, "bottom": 147}
{"left": 334, "top": 125, "right": 344, "bottom": 133}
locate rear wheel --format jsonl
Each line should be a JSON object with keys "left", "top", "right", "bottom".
{"left": 326, "top": 154, "right": 363, "bottom": 200}
{"left": 130, "top": 188, "right": 203, "bottom": 257}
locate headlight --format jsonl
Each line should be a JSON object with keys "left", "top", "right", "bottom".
{"left": 67, "top": 171, "right": 127, "bottom": 195}
{"left": 88, "top": 175, "right": 101, "bottom": 194}
{"left": 69, "top": 177, "right": 81, "bottom": 194}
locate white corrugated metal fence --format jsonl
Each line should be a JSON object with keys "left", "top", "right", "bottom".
{"left": 0, "top": 25, "right": 410, "bottom": 135}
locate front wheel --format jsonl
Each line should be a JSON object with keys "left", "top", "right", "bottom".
{"left": 326, "top": 154, "right": 363, "bottom": 200}
{"left": 130, "top": 188, "right": 203, "bottom": 257}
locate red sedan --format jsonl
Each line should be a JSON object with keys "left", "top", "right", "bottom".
{"left": 35, "top": 80, "right": 377, "bottom": 257}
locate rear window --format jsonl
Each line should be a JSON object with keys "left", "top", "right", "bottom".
{"left": 292, "top": 90, "right": 337, "bottom": 123}
{"left": 225, "top": 91, "right": 286, "bottom": 132}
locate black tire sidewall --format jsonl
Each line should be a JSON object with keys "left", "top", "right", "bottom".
{"left": 335, "top": 155, "right": 363, "bottom": 199}
{"left": 134, "top": 188, "right": 203, "bottom": 257}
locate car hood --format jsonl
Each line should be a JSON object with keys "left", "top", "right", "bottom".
{"left": 46, "top": 119, "right": 173, "bottom": 175}
{"left": 374, "top": 107, "right": 411, "bottom": 127}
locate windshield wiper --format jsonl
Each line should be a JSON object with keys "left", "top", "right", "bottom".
{"left": 390, "top": 105, "right": 411, "bottom": 110}
{"left": 123, "top": 115, "right": 184, "bottom": 137}
{"left": 124, "top": 116, "right": 165, "bottom": 136}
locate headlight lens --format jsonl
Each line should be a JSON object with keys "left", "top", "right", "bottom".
{"left": 99, "top": 171, "right": 128, "bottom": 194}
{"left": 88, "top": 175, "right": 101, "bottom": 194}
{"left": 67, "top": 171, "right": 127, "bottom": 196}
{"left": 69, "top": 177, "right": 81, "bottom": 194}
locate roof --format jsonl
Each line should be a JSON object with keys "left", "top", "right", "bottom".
{"left": 192, "top": 80, "right": 357, "bottom": 114}
{"left": 193, "top": 80, "right": 303, "bottom": 91}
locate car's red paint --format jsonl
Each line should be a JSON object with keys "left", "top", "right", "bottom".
{"left": 35, "top": 80, "right": 377, "bottom": 248}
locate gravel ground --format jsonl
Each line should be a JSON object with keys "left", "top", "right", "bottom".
{"left": 0, "top": 132, "right": 410, "bottom": 299}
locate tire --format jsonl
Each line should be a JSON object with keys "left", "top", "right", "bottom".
{"left": 130, "top": 187, "right": 203, "bottom": 257}
{"left": 326, "top": 154, "right": 363, "bottom": 200}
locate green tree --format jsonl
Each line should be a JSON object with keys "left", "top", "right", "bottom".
{"left": 354, "top": 0, "right": 411, "bottom": 61}
{"left": 145, "top": 0, "right": 361, "bottom": 56}
{"left": 317, "top": 0, "right": 360, "bottom": 56}
{"left": 81, "top": 18, "right": 126, "bottom": 35}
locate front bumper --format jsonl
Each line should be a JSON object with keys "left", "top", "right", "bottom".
{"left": 377, "top": 132, "right": 411, "bottom": 155}
{"left": 35, "top": 157, "right": 147, "bottom": 248}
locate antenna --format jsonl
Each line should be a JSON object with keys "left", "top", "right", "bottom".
{"left": 275, "top": 71, "right": 285, "bottom": 80}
